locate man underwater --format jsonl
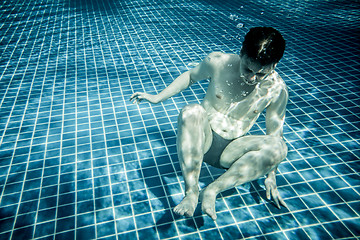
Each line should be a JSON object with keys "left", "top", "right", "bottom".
{"left": 131, "top": 27, "right": 288, "bottom": 220}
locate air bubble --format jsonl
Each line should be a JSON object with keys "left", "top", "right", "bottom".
{"left": 229, "top": 14, "right": 239, "bottom": 21}
{"left": 236, "top": 23, "right": 244, "bottom": 29}
{"left": 241, "top": 91, "right": 248, "bottom": 97}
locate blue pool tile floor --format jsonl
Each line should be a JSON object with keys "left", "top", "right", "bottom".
{"left": 0, "top": 0, "right": 359, "bottom": 239}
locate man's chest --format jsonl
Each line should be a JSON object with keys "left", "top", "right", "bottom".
{"left": 207, "top": 78, "right": 274, "bottom": 118}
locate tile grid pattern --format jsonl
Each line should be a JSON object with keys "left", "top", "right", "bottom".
{"left": 0, "top": 0, "right": 359, "bottom": 239}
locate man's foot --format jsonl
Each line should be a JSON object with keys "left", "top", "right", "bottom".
{"left": 200, "top": 188, "right": 217, "bottom": 221}
{"left": 174, "top": 194, "right": 198, "bottom": 217}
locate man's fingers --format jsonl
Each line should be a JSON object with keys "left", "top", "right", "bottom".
{"left": 266, "top": 187, "right": 271, "bottom": 200}
{"left": 130, "top": 92, "right": 142, "bottom": 101}
{"left": 274, "top": 197, "right": 280, "bottom": 209}
{"left": 279, "top": 197, "right": 287, "bottom": 208}
{"left": 130, "top": 92, "right": 154, "bottom": 104}
{"left": 130, "top": 92, "right": 137, "bottom": 100}
{"left": 130, "top": 92, "right": 146, "bottom": 104}
{"left": 269, "top": 187, "right": 287, "bottom": 209}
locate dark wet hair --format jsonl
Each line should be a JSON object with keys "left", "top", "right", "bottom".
{"left": 240, "top": 27, "right": 285, "bottom": 66}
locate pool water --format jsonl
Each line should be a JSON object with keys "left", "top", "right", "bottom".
{"left": 0, "top": 0, "right": 359, "bottom": 239}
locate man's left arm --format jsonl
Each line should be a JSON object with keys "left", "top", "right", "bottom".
{"left": 265, "top": 86, "right": 289, "bottom": 137}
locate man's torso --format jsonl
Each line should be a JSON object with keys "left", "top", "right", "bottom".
{"left": 200, "top": 52, "right": 286, "bottom": 140}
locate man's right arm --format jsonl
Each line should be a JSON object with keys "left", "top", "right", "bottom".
{"left": 130, "top": 53, "right": 215, "bottom": 104}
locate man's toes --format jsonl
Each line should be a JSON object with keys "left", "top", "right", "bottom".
{"left": 202, "top": 202, "right": 217, "bottom": 221}
{"left": 174, "top": 205, "right": 184, "bottom": 216}
{"left": 174, "top": 202, "right": 196, "bottom": 217}
{"left": 184, "top": 209, "right": 194, "bottom": 217}
{"left": 203, "top": 207, "right": 217, "bottom": 221}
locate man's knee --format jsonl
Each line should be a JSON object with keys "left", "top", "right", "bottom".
{"left": 178, "top": 104, "right": 207, "bottom": 126}
{"left": 258, "top": 136, "right": 288, "bottom": 160}
{"left": 269, "top": 137, "right": 287, "bottom": 160}
{"left": 177, "top": 104, "right": 212, "bottom": 154}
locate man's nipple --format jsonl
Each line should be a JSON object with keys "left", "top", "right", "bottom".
{"left": 215, "top": 88, "right": 223, "bottom": 99}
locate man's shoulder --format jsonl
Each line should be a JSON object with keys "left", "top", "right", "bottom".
{"left": 206, "top": 52, "right": 240, "bottom": 66}
{"left": 265, "top": 72, "right": 289, "bottom": 105}
{"left": 264, "top": 71, "right": 287, "bottom": 90}
{"left": 260, "top": 71, "right": 288, "bottom": 101}
{"left": 273, "top": 72, "right": 288, "bottom": 92}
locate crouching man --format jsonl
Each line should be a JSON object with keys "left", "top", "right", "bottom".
{"left": 131, "top": 27, "right": 288, "bottom": 220}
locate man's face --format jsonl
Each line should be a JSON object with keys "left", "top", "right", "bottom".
{"left": 240, "top": 54, "right": 276, "bottom": 85}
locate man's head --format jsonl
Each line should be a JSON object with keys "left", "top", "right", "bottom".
{"left": 239, "top": 27, "right": 285, "bottom": 85}
{"left": 240, "top": 27, "right": 285, "bottom": 66}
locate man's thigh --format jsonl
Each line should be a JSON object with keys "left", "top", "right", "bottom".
{"left": 177, "top": 104, "right": 213, "bottom": 156}
{"left": 219, "top": 135, "right": 287, "bottom": 169}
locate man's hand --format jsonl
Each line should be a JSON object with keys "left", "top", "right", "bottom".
{"left": 130, "top": 92, "right": 160, "bottom": 104}
{"left": 264, "top": 169, "right": 287, "bottom": 209}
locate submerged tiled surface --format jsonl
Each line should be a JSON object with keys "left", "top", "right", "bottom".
{"left": 0, "top": 0, "right": 359, "bottom": 239}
